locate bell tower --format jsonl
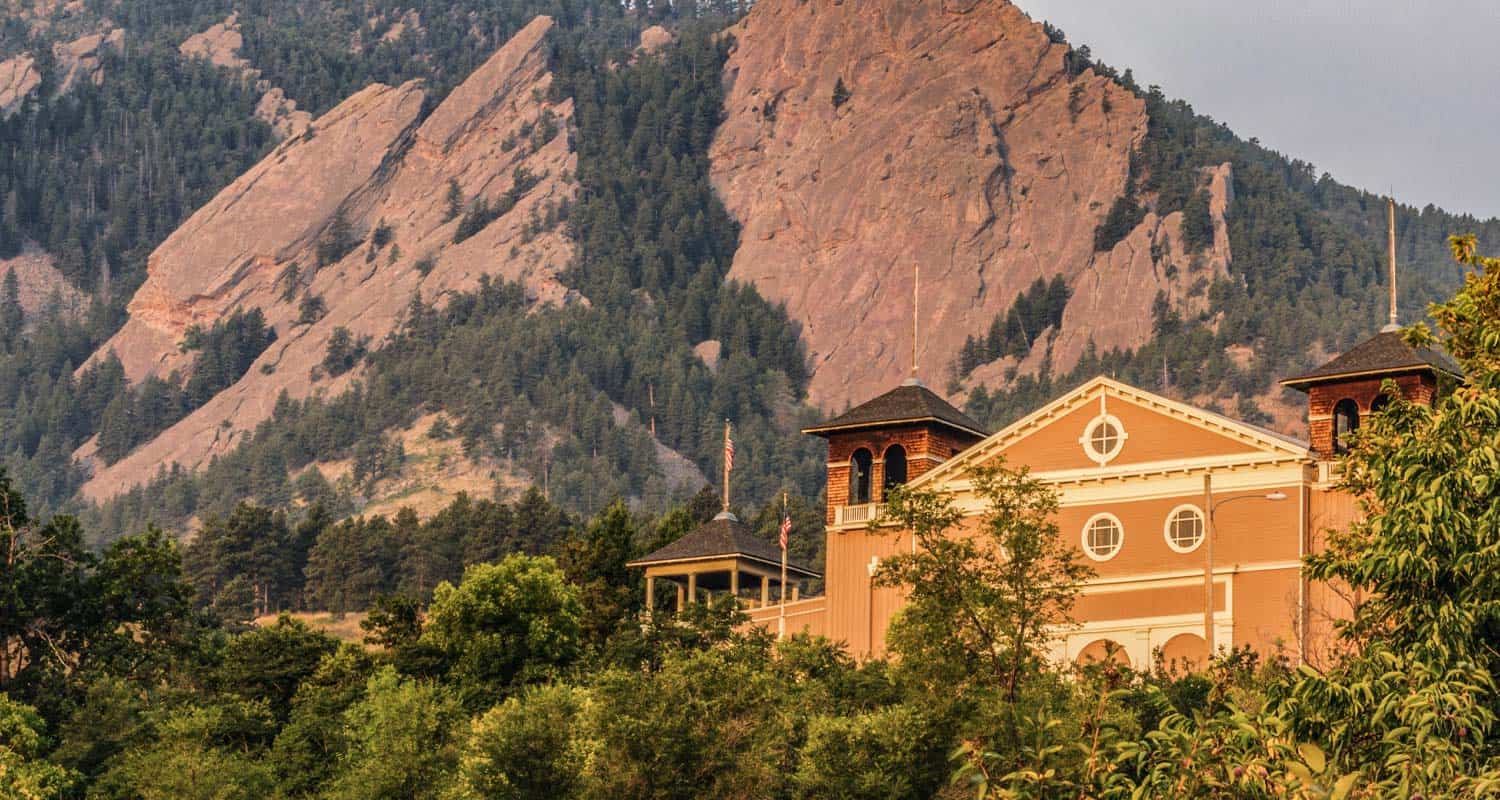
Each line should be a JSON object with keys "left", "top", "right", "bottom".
{"left": 1281, "top": 198, "right": 1461, "bottom": 459}
{"left": 803, "top": 379, "right": 987, "bottom": 526}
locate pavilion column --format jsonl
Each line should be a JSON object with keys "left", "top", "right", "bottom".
{"left": 760, "top": 575, "right": 770, "bottom": 607}
{"left": 730, "top": 567, "right": 739, "bottom": 602}
{"left": 645, "top": 576, "right": 655, "bottom": 611}
{"left": 675, "top": 584, "right": 684, "bottom": 612}
{"left": 792, "top": 584, "right": 800, "bottom": 602}
{"left": 687, "top": 572, "right": 697, "bottom": 604}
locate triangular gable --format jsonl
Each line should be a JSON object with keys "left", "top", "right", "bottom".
{"left": 911, "top": 376, "right": 1309, "bottom": 488}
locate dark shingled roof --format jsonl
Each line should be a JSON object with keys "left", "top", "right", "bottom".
{"left": 627, "top": 512, "right": 820, "bottom": 578}
{"left": 1282, "top": 330, "right": 1463, "bottom": 390}
{"left": 803, "top": 380, "right": 988, "bottom": 437}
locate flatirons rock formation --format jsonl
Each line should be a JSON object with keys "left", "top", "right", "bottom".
{"left": 710, "top": 0, "right": 1228, "bottom": 408}
{"left": 81, "top": 16, "right": 578, "bottom": 500}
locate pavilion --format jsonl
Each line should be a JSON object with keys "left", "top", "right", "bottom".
{"left": 627, "top": 510, "right": 820, "bottom": 611}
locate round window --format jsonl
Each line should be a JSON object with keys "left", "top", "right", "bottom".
{"left": 1082, "top": 514, "right": 1124, "bottom": 561}
{"left": 1081, "top": 414, "right": 1127, "bottom": 463}
{"left": 1163, "top": 505, "right": 1205, "bottom": 553}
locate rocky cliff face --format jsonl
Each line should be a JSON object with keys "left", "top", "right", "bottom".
{"left": 180, "top": 13, "right": 313, "bottom": 139}
{"left": 0, "top": 27, "right": 124, "bottom": 116}
{"left": 0, "top": 245, "right": 85, "bottom": 318}
{"left": 0, "top": 54, "right": 41, "bottom": 115}
{"left": 710, "top": 0, "right": 1226, "bottom": 409}
{"left": 82, "top": 15, "right": 578, "bottom": 500}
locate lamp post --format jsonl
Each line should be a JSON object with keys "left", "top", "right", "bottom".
{"left": 1202, "top": 473, "right": 1287, "bottom": 661}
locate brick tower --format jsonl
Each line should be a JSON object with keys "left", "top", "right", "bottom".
{"left": 1283, "top": 198, "right": 1462, "bottom": 459}
{"left": 1281, "top": 332, "right": 1460, "bottom": 458}
{"left": 803, "top": 379, "right": 988, "bottom": 525}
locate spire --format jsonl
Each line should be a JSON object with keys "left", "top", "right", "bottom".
{"left": 1382, "top": 196, "right": 1400, "bottom": 332}
{"left": 904, "top": 264, "right": 923, "bottom": 387}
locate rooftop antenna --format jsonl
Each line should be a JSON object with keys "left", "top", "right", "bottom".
{"left": 904, "top": 264, "right": 922, "bottom": 387}
{"left": 1383, "top": 195, "right": 1400, "bottom": 332}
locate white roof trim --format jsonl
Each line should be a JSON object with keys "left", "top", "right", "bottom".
{"left": 909, "top": 376, "right": 1310, "bottom": 490}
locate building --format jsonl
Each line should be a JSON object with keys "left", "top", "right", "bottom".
{"left": 637, "top": 324, "right": 1459, "bottom": 669}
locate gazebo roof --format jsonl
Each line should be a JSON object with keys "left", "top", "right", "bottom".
{"left": 802, "top": 379, "right": 987, "bottom": 438}
{"left": 627, "top": 511, "right": 820, "bottom": 579}
{"left": 1282, "top": 330, "right": 1463, "bottom": 390}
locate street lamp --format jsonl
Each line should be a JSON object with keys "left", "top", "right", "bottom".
{"left": 1202, "top": 475, "right": 1287, "bottom": 660}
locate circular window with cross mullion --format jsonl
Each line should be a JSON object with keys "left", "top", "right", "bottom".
{"left": 1163, "top": 504, "right": 1205, "bottom": 553}
{"left": 1081, "top": 513, "right": 1124, "bottom": 561}
{"left": 1080, "top": 414, "right": 1127, "bottom": 464}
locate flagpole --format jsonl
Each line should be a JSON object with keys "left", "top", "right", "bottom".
{"left": 722, "top": 419, "right": 731, "bottom": 512}
{"left": 779, "top": 491, "right": 789, "bottom": 640}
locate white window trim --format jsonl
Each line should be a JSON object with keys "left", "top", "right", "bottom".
{"left": 1081, "top": 512, "right": 1124, "bottom": 562}
{"left": 1079, "top": 413, "right": 1127, "bottom": 465}
{"left": 1162, "top": 504, "right": 1205, "bottom": 554}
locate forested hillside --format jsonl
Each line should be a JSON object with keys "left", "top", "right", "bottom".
{"left": 1, "top": 0, "right": 1498, "bottom": 545}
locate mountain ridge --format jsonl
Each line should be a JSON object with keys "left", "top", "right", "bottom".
{"left": 0, "top": 0, "right": 1497, "bottom": 533}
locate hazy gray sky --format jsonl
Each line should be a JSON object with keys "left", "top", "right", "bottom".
{"left": 1014, "top": 1, "right": 1500, "bottom": 219}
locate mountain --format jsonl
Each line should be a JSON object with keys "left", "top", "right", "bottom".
{"left": 79, "top": 15, "right": 580, "bottom": 501}
{"left": 0, "top": 0, "right": 1497, "bottom": 539}
{"left": 712, "top": 0, "right": 1224, "bottom": 407}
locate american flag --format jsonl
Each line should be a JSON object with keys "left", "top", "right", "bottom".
{"left": 723, "top": 423, "right": 734, "bottom": 473}
{"left": 779, "top": 508, "right": 792, "bottom": 551}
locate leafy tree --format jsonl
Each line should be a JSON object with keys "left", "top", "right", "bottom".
{"left": 793, "top": 704, "right": 951, "bottom": 800}
{"left": 421, "top": 555, "right": 584, "bottom": 703}
{"left": 0, "top": 694, "right": 78, "bottom": 799}
{"left": 213, "top": 616, "right": 339, "bottom": 722}
{"left": 558, "top": 499, "right": 640, "bottom": 649}
{"left": 361, "top": 593, "right": 424, "bottom": 652}
{"left": 877, "top": 461, "right": 1092, "bottom": 701}
{"left": 323, "top": 667, "right": 463, "bottom": 800}
{"left": 450, "top": 684, "right": 587, "bottom": 800}
{"left": 270, "top": 644, "right": 379, "bottom": 797}
{"left": 0, "top": 473, "right": 97, "bottom": 691}
{"left": 97, "top": 700, "right": 277, "bottom": 800}
{"left": 583, "top": 646, "right": 795, "bottom": 799}
{"left": 1284, "top": 235, "right": 1500, "bottom": 794}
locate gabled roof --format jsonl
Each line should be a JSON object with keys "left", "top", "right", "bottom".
{"left": 626, "top": 512, "right": 820, "bottom": 578}
{"left": 908, "top": 376, "right": 1310, "bottom": 490}
{"left": 1281, "top": 330, "right": 1463, "bottom": 390}
{"left": 802, "top": 379, "right": 988, "bottom": 438}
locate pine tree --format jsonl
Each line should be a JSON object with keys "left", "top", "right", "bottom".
{"left": 0, "top": 269, "right": 22, "bottom": 349}
{"left": 831, "top": 77, "right": 851, "bottom": 109}
{"left": 443, "top": 179, "right": 464, "bottom": 223}
{"left": 1180, "top": 188, "right": 1215, "bottom": 253}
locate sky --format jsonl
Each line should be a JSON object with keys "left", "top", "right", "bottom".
{"left": 1013, "top": 0, "right": 1500, "bottom": 219}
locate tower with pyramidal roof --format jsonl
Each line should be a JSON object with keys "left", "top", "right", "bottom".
{"left": 1282, "top": 197, "right": 1461, "bottom": 459}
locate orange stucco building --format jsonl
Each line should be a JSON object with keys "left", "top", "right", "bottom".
{"left": 638, "top": 327, "right": 1460, "bottom": 670}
